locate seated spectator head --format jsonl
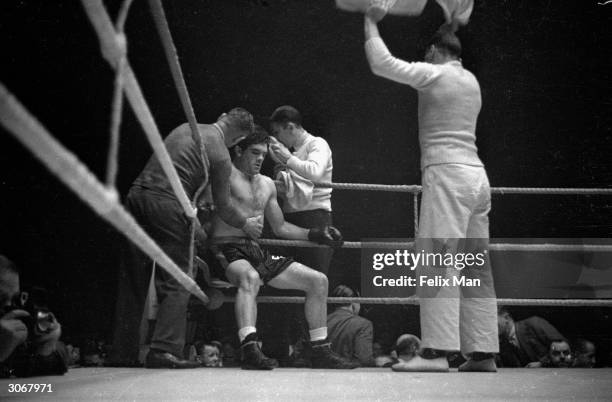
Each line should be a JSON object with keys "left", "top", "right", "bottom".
{"left": 198, "top": 341, "right": 222, "bottom": 367}
{"left": 547, "top": 340, "right": 572, "bottom": 368}
{"left": 0, "top": 255, "right": 20, "bottom": 314}
{"left": 497, "top": 307, "right": 515, "bottom": 339}
{"left": 0, "top": 255, "right": 65, "bottom": 375}
{"left": 393, "top": 334, "right": 421, "bottom": 361}
{"left": 572, "top": 339, "right": 596, "bottom": 368}
{"left": 331, "top": 285, "right": 360, "bottom": 315}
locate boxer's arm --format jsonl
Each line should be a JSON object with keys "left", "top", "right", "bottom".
{"left": 264, "top": 178, "right": 309, "bottom": 240}
{"left": 285, "top": 138, "right": 331, "bottom": 181}
{"left": 364, "top": 17, "right": 441, "bottom": 89}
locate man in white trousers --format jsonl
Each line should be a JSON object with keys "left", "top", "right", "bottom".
{"left": 363, "top": 5, "right": 498, "bottom": 372}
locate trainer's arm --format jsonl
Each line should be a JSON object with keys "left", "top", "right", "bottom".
{"left": 264, "top": 179, "right": 309, "bottom": 240}
{"left": 364, "top": 16, "right": 441, "bottom": 89}
{"left": 207, "top": 139, "right": 247, "bottom": 229}
{"left": 285, "top": 138, "right": 331, "bottom": 181}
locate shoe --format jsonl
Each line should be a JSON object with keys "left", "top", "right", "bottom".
{"left": 391, "top": 355, "right": 449, "bottom": 372}
{"left": 240, "top": 334, "right": 278, "bottom": 370}
{"left": 144, "top": 349, "right": 200, "bottom": 369}
{"left": 310, "top": 341, "right": 359, "bottom": 369}
{"left": 458, "top": 358, "right": 497, "bottom": 372}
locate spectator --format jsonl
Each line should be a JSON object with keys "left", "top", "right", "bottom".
{"left": 572, "top": 339, "right": 596, "bottom": 368}
{"left": 393, "top": 334, "right": 421, "bottom": 363}
{"left": 197, "top": 341, "right": 222, "bottom": 367}
{"left": 527, "top": 340, "right": 573, "bottom": 368}
{"left": 497, "top": 308, "right": 566, "bottom": 367}
{"left": 0, "top": 255, "right": 68, "bottom": 377}
{"left": 326, "top": 285, "right": 375, "bottom": 367}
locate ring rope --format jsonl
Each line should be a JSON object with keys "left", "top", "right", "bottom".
{"left": 105, "top": 0, "right": 133, "bottom": 188}
{"left": 258, "top": 238, "right": 612, "bottom": 252}
{"left": 220, "top": 296, "right": 612, "bottom": 307}
{"left": 81, "top": 0, "right": 197, "bottom": 219}
{"left": 0, "top": 82, "right": 208, "bottom": 304}
{"left": 413, "top": 192, "right": 419, "bottom": 237}
{"left": 307, "top": 181, "right": 612, "bottom": 195}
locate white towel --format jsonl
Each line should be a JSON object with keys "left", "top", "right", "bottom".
{"left": 335, "top": 0, "right": 473, "bottom": 25}
{"left": 278, "top": 169, "right": 314, "bottom": 211}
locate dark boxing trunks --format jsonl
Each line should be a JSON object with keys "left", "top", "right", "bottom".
{"left": 210, "top": 237, "right": 294, "bottom": 283}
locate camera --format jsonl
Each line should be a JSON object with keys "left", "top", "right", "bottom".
{"left": 8, "top": 289, "right": 56, "bottom": 339}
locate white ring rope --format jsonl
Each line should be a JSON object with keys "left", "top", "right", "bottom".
{"left": 220, "top": 296, "right": 612, "bottom": 307}
{"left": 81, "top": 0, "right": 197, "bottom": 219}
{"left": 258, "top": 238, "right": 612, "bottom": 252}
{"left": 307, "top": 181, "right": 612, "bottom": 195}
{"left": 0, "top": 82, "right": 208, "bottom": 304}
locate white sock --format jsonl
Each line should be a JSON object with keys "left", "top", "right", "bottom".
{"left": 238, "top": 326, "right": 257, "bottom": 342}
{"left": 309, "top": 327, "right": 327, "bottom": 342}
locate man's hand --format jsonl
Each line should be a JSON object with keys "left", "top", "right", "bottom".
{"left": 0, "top": 310, "right": 29, "bottom": 362}
{"left": 366, "top": 0, "right": 392, "bottom": 23}
{"left": 34, "top": 315, "right": 61, "bottom": 357}
{"left": 269, "top": 137, "right": 292, "bottom": 165}
{"left": 242, "top": 215, "right": 264, "bottom": 239}
{"left": 308, "top": 226, "right": 344, "bottom": 248}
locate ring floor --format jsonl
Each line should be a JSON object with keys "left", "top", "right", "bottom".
{"left": 1, "top": 367, "right": 611, "bottom": 401}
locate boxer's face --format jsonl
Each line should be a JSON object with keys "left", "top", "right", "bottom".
{"left": 240, "top": 143, "right": 268, "bottom": 175}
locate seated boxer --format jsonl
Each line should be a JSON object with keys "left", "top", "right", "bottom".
{"left": 209, "top": 127, "right": 358, "bottom": 370}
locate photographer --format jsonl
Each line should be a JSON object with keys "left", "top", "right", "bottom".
{"left": 0, "top": 255, "right": 68, "bottom": 377}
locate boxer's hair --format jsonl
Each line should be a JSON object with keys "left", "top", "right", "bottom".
{"left": 226, "top": 107, "right": 255, "bottom": 133}
{"left": 270, "top": 105, "right": 302, "bottom": 128}
{"left": 234, "top": 125, "right": 270, "bottom": 154}
{"left": 0, "top": 255, "right": 18, "bottom": 275}
{"left": 427, "top": 24, "right": 461, "bottom": 58}
{"left": 331, "top": 284, "right": 359, "bottom": 309}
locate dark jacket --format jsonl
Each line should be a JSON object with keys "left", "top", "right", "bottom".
{"left": 498, "top": 316, "right": 565, "bottom": 367}
{"left": 327, "top": 308, "right": 374, "bottom": 366}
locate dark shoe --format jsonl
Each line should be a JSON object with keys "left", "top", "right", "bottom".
{"left": 240, "top": 334, "right": 278, "bottom": 370}
{"left": 144, "top": 349, "right": 200, "bottom": 369}
{"left": 310, "top": 341, "right": 359, "bottom": 369}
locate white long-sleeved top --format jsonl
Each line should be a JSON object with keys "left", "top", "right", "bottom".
{"left": 365, "top": 36, "right": 483, "bottom": 169}
{"left": 281, "top": 132, "right": 333, "bottom": 213}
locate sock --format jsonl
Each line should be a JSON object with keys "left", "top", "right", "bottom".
{"left": 238, "top": 326, "right": 257, "bottom": 343}
{"left": 309, "top": 327, "right": 327, "bottom": 342}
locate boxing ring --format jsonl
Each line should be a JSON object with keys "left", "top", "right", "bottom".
{"left": 1, "top": 0, "right": 611, "bottom": 400}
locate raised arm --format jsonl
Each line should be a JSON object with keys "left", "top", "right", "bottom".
{"left": 364, "top": 15, "right": 441, "bottom": 90}
{"left": 285, "top": 138, "right": 331, "bottom": 181}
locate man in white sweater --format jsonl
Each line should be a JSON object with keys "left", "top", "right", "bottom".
{"left": 269, "top": 106, "right": 335, "bottom": 276}
{"left": 363, "top": 9, "right": 498, "bottom": 372}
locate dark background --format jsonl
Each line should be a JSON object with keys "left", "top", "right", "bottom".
{"left": 1, "top": 0, "right": 611, "bottom": 360}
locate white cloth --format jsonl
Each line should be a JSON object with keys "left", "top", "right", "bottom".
{"left": 336, "top": 0, "right": 473, "bottom": 25}
{"left": 278, "top": 169, "right": 314, "bottom": 211}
